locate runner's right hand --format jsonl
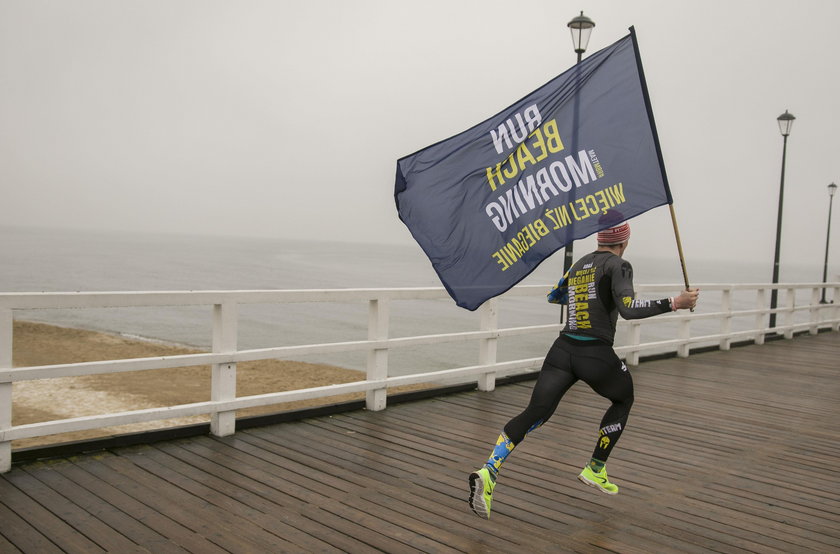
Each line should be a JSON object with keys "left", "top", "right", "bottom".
{"left": 674, "top": 288, "right": 699, "bottom": 310}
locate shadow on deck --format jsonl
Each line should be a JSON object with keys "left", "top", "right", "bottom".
{"left": 1, "top": 332, "right": 839, "bottom": 553}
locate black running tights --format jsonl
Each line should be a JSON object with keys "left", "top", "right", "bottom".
{"left": 503, "top": 336, "right": 634, "bottom": 463}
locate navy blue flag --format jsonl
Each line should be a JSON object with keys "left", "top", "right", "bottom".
{"left": 395, "top": 29, "right": 672, "bottom": 310}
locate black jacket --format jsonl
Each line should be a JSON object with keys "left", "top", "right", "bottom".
{"left": 561, "top": 250, "right": 672, "bottom": 344}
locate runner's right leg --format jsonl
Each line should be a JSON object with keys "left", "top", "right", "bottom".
{"left": 573, "top": 346, "right": 633, "bottom": 494}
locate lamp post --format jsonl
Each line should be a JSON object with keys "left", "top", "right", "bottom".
{"left": 769, "top": 110, "right": 795, "bottom": 329}
{"left": 821, "top": 182, "right": 838, "bottom": 303}
{"left": 563, "top": 11, "right": 595, "bottom": 277}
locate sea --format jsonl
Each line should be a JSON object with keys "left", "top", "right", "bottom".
{"left": 0, "top": 225, "right": 832, "bottom": 377}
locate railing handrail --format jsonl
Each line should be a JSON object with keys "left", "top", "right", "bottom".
{"left": 2, "top": 281, "right": 838, "bottom": 308}
{"left": 2, "top": 281, "right": 839, "bottom": 472}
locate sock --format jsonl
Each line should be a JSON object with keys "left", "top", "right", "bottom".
{"left": 525, "top": 418, "right": 544, "bottom": 436}
{"left": 484, "top": 432, "right": 515, "bottom": 478}
{"left": 588, "top": 457, "right": 606, "bottom": 473}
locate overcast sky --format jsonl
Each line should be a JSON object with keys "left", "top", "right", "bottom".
{"left": 2, "top": 0, "right": 839, "bottom": 273}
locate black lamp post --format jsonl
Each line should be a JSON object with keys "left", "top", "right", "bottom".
{"left": 563, "top": 11, "right": 595, "bottom": 277}
{"left": 821, "top": 182, "right": 838, "bottom": 303}
{"left": 769, "top": 110, "right": 795, "bottom": 329}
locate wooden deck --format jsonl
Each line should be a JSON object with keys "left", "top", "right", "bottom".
{"left": 1, "top": 331, "right": 839, "bottom": 553}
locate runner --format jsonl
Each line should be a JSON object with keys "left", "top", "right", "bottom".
{"left": 468, "top": 220, "right": 699, "bottom": 519}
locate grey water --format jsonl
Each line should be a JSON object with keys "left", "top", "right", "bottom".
{"left": 1, "top": 225, "right": 831, "bottom": 376}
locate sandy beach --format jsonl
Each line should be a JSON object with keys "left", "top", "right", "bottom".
{"left": 10, "top": 321, "right": 410, "bottom": 449}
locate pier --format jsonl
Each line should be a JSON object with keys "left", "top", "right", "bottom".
{"left": 1, "top": 331, "right": 838, "bottom": 552}
{"left": 1, "top": 284, "right": 839, "bottom": 552}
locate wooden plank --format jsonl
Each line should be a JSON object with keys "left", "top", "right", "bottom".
{"left": 160, "top": 437, "right": 429, "bottom": 552}
{"left": 646, "top": 504, "right": 788, "bottom": 553}
{"left": 704, "top": 481, "right": 840, "bottom": 532}
{"left": 20, "top": 462, "right": 186, "bottom": 553}
{"left": 126, "top": 442, "right": 369, "bottom": 553}
{"left": 130, "top": 450, "right": 346, "bottom": 553}
{"left": 8, "top": 466, "right": 144, "bottom": 553}
{"left": 685, "top": 486, "right": 840, "bottom": 541}
{"left": 0, "top": 498, "right": 61, "bottom": 554}
{"left": 0, "top": 469, "right": 104, "bottom": 552}
{"left": 51, "top": 456, "right": 227, "bottom": 554}
{"left": 0, "top": 532, "right": 23, "bottom": 554}
{"left": 176, "top": 437, "right": 356, "bottom": 501}
{"left": 78, "top": 453, "right": 302, "bottom": 553}
{"left": 663, "top": 497, "right": 838, "bottom": 552}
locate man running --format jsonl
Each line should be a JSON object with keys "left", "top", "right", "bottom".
{"left": 468, "top": 221, "right": 699, "bottom": 519}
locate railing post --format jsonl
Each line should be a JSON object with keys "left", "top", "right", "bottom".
{"left": 478, "top": 298, "right": 498, "bottom": 392}
{"left": 677, "top": 319, "right": 690, "bottom": 358}
{"left": 0, "top": 309, "right": 12, "bottom": 473}
{"left": 810, "top": 287, "right": 820, "bottom": 335}
{"left": 784, "top": 287, "right": 795, "bottom": 339}
{"left": 366, "top": 297, "right": 390, "bottom": 411}
{"left": 626, "top": 321, "right": 641, "bottom": 366}
{"left": 720, "top": 288, "right": 732, "bottom": 351}
{"left": 834, "top": 287, "right": 840, "bottom": 331}
{"left": 755, "top": 288, "right": 766, "bottom": 345}
{"left": 211, "top": 302, "right": 238, "bottom": 437}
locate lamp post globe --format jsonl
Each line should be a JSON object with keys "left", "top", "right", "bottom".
{"left": 777, "top": 110, "right": 795, "bottom": 136}
{"left": 567, "top": 11, "right": 595, "bottom": 61}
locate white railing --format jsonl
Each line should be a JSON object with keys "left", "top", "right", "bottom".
{"left": 1, "top": 282, "right": 838, "bottom": 472}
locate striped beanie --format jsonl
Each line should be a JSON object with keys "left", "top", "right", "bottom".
{"left": 597, "top": 222, "right": 631, "bottom": 245}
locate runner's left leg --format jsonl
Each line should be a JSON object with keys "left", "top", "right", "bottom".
{"left": 469, "top": 338, "right": 577, "bottom": 518}
{"left": 478, "top": 338, "right": 578, "bottom": 479}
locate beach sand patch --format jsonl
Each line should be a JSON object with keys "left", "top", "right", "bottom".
{"left": 10, "top": 321, "right": 430, "bottom": 449}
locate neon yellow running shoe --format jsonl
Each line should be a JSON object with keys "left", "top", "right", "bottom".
{"left": 578, "top": 465, "right": 619, "bottom": 495}
{"left": 468, "top": 467, "right": 496, "bottom": 519}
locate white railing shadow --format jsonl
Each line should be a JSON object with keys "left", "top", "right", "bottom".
{"left": 1, "top": 282, "right": 838, "bottom": 472}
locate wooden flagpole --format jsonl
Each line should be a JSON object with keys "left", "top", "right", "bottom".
{"left": 669, "top": 204, "right": 694, "bottom": 311}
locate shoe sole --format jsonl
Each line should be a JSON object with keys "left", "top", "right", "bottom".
{"left": 577, "top": 473, "right": 619, "bottom": 495}
{"left": 468, "top": 472, "right": 490, "bottom": 519}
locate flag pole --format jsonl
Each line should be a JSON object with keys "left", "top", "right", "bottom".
{"left": 668, "top": 204, "right": 690, "bottom": 291}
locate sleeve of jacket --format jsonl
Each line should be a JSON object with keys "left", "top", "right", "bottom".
{"left": 609, "top": 258, "right": 673, "bottom": 320}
